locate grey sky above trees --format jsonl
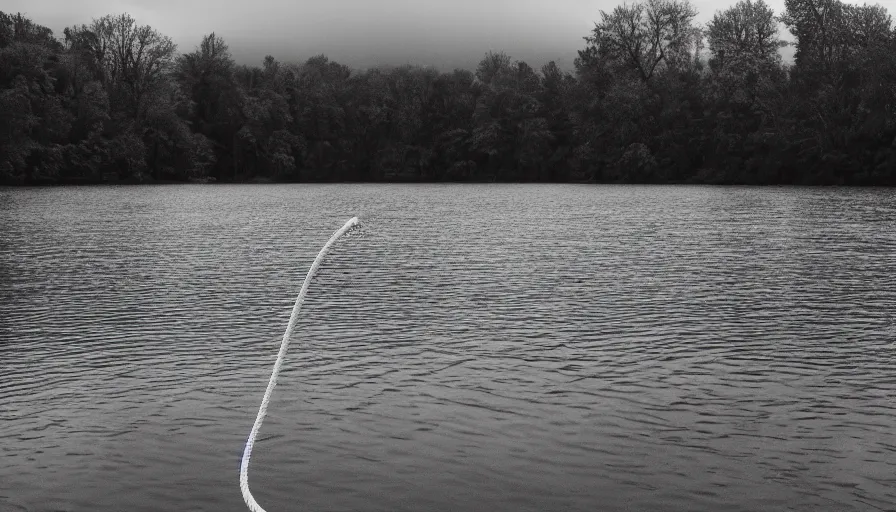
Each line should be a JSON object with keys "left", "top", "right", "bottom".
{"left": 4, "top": 0, "right": 891, "bottom": 68}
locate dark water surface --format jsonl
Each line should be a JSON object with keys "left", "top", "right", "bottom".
{"left": 1, "top": 185, "right": 894, "bottom": 512}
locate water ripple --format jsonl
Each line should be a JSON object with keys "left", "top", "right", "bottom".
{"left": 1, "top": 184, "right": 894, "bottom": 512}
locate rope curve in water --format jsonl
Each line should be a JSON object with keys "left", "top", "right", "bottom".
{"left": 240, "top": 217, "right": 360, "bottom": 512}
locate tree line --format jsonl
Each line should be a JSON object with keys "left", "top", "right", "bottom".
{"left": 1, "top": 0, "right": 895, "bottom": 185}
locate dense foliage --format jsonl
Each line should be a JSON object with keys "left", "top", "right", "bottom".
{"left": 2, "top": 1, "right": 895, "bottom": 185}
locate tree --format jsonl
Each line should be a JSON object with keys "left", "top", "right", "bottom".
{"left": 0, "top": 13, "right": 72, "bottom": 183}
{"left": 175, "top": 33, "right": 242, "bottom": 179}
{"left": 175, "top": 33, "right": 235, "bottom": 99}
{"left": 0, "top": 11, "right": 61, "bottom": 50}
{"left": 781, "top": 0, "right": 892, "bottom": 77}
{"left": 538, "top": 61, "right": 577, "bottom": 181}
{"left": 707, "top": 0, "right": 785, "bottom": 70}
{"left": 2, "top": 5, "right": 895, "bottom": 185}
{"left": 288, "top": 54, "right": 352, "bottom": 178}
{"left": 64, "top": 14, "right": 177, "bottom": 121}
{"left": 468, "top": 52, "right": 554, "bottom": 180}
{"left": 580, "top": 0, "right": 701, "bottom": 83}
{"left": 705, "top": 0, "right": 788, "bottom": 141}
{"left": 778, "top": 0, "right": 895, "bottom": 184}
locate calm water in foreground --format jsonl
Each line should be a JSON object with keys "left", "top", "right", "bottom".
{"left": 1, "top": 185, "right": 894, "bottom": 512}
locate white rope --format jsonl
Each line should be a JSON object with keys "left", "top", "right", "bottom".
{"left": 240, "top": 217, "right": 360, "bottom": 512}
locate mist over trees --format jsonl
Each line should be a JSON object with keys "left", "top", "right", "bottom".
{"left": 1, "top": 0, "right": 895, "bottom": 185}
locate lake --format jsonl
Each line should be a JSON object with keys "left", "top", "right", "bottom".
{"left": 1, "top": 184, "right": 894, "bottom": 512}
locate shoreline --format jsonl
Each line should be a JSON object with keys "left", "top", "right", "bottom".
{"left": 2, "top": 177, "right": 893, "bottom": 187}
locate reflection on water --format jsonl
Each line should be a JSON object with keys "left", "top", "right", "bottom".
{"left": 1, "top": 184, "right": 894, "bottom": 512}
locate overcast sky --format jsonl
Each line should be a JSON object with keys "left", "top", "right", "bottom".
{"left": 6, "top": 0, "right": 894, "bottom": 70}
